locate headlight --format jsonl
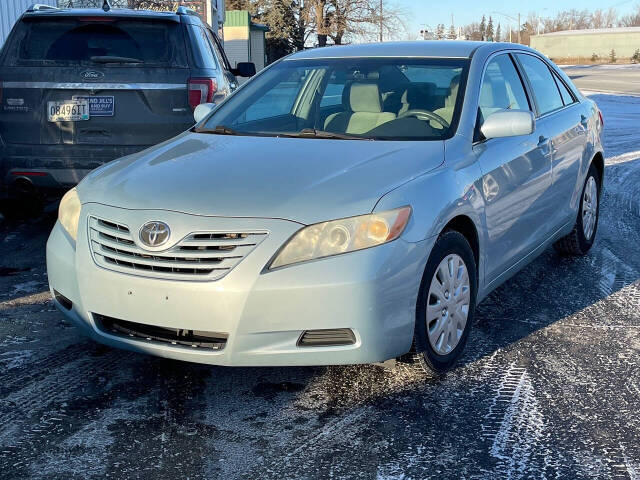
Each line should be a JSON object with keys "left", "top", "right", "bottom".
{"left": 270, "top": 206, "right": 411, "bottom": 269}
{"left": 58, "top": 188, "right": 81, "bottom": 241}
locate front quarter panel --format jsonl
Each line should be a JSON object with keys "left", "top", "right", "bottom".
{"left": 374, "top": 135, "right": 486, "bottom": 286}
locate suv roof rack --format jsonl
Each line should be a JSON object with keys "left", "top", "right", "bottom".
{"left": 26, "top": 3, "right": 59, "bottom": 12}
{"left": 176, "top": 6, "right": 198, "bottom": 16}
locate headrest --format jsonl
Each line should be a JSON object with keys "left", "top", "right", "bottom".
{"left": 402, "top": 83, "right": 437, "bottom": 105}
{"left": 446, "top": 75, "right": 461, "bottom": 107}
{"left": 346, "top": 82, "right": 383, "bottom": 113}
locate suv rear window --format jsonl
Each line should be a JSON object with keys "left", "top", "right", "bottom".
{"left": 8, "top": 18, "right": 187, "bottom": 67}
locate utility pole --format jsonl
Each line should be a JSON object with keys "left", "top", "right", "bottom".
{"left": 380, "top": 0, "right": 383, "bottom": 42}
{"left": 492, "top": 12, "right": 521, "bottom": 44}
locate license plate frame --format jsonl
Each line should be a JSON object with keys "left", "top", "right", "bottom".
{"left": 47, "top": 100, "right": 90, "bottom": 122}
{"left": 73, "top": 95, "right": 115, "bottom": 117}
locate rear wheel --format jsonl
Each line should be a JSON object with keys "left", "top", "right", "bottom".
{"left": 414, "top": 231, "right": 477, "bottom": 374}
{"left": 553, "top": 163, "right": 600, "bottom": 256}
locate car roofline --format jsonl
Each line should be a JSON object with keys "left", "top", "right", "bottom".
{"left": 21, "top": 8, "right": 183, "bottom": 22}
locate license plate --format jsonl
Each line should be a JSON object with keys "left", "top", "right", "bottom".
{"left": 47, "top": 100, "right": 89, "bottom": 122}
{"left": 73, "top": 95, "right": 115, "bottom": 117}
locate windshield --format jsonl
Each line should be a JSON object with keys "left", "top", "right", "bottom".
{"left": 201, "top": 57, "right": 469, "bottom": 141}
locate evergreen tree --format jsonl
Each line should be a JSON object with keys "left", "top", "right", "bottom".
{"left": 495, "top": 23, "right": 501, "bottom": 42}
{"left": 486, "top": 16, "right": 494, "bottom": 41}
{"left": 479, "top": 15, "right": 486, "bottom": 41}
{"left": 447, "top": 22, "right": 457, "bottom": 39}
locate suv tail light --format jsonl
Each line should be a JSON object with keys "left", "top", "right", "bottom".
{"left": 188, "top": 78, "right": 217, "bottom": 109}
{"left": 598, "top": 110, "right": 604, "bottom": 127}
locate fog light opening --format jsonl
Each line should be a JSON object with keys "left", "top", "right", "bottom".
{"left": 297, "top": 329, "right": 356, "bottom": 347}
{"left": 53, "top": 290, "right": 73, "bottom": 310}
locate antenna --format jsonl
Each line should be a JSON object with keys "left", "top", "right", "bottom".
{"left": 102, "top": 0, "right": 111, "bottom": 12}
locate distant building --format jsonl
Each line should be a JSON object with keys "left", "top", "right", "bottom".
{"left": 531, "top": 27, "right": 640, "bottom": 61}
{"left": 223, "top": 10, "right": 268, "bottom": 80}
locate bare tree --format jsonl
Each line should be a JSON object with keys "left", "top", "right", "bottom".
{"left": 620, "top": 5, "right": 640, "bottom": 27}
{"left": 308, "top": 0, "right": 406, "bottom": 46}
{"left": 591, "top": 8, "right": 617, "bottom": 28}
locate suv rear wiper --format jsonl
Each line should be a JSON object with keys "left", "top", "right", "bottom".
{"left": 280, "top": 128, "right": 371, "bottom": 140}
{"left": 194, "top": 125, "right": 243, "bottom": 136}
{"left": 90, "top": 56, "right": 144, "bottom": 64}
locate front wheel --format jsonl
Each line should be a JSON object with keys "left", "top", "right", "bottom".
{"left": 414, "top": 231, "right": 477, "bottom": 374}
{"left": 553, "top": 163, "right": 600, "bottom": 256}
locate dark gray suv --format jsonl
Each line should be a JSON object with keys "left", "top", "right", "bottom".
{"left": 0, "top": 4, "right": 255, "bottom": 217}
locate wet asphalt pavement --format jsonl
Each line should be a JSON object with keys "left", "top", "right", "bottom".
{"left": 1, "top": 92, "right": 639, "bottom": 479}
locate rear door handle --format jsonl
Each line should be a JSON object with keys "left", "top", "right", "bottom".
{"left": 580, "top": 115, "right": 589, "bottom": 128}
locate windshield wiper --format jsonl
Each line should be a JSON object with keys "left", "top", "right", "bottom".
{"left": 90, "top": 55, "right": 144, "bottom": 64}
{"left": 280, "top": 128, "right": 371, "bottom": 140}
{"left": 194, "top": 125, "right": 243, "bottom": 136}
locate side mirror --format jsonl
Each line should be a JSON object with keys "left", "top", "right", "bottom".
{"left": 193, "top": 102, "right": 215, "bottom": 123}
{"left": 232, "top": 62, "right": 256, "bottom": 78}
{"left": 480, "top": 110, "right": 535, "bottom": 139}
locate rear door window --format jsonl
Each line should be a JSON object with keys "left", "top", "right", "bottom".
{"left": 516, "top": 54, "right": 564, "bottom": 115}
{"left": 207, "top": 29, "right": 230, "bottom": 70}
{"left": 553, "top": 73, "right": 575, "bottom": 106}
{"left": 11, "top": 18, "right": 187, "bottom": 67}
{"left": 189, "top": 25, "right": 219, "bottom": 70}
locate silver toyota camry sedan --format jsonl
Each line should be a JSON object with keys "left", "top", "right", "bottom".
{"left": 47, "top": 41, "right": 603, "bottom": 373}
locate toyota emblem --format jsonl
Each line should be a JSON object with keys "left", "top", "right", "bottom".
{"left": 139, "top": 221, "right": 170, "bottom": 247}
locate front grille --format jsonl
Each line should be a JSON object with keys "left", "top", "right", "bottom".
{"left": 94, "top": 314, "right": 228, "bottom": 350}
{"left": 88, "top": 216, "right": 267, "bottom": 281}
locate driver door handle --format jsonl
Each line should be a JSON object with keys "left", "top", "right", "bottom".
{"left": 538, "top": 135, "right": 553, "bottom": 157}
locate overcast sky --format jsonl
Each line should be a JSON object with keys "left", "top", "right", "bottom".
{"left": 394, "top": 0, "right": 637, "bottom": 37}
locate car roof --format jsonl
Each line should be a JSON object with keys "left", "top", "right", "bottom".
{"left": 287, "top": 41, "right": 528, "bottom": 60}
{"left": 21, "top": 8, "right": 188, "bottom": 23}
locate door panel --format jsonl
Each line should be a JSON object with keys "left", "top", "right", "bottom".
{"left": 475, "top": 128, "right": 554, "bottom": 283}
{"left": 474, "top": 54, "right": 554, "bottom": 284}
{"left": 545, "top": 104, "right": 588, "bottom": 226}
{"left": 515, "top": 54, "right": 588, "bottom": 233}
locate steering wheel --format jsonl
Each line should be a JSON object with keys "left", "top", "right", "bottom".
{"left": 399, "top": 109, "right": 450, "bottom": 129}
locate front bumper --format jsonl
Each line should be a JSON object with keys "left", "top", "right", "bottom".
{"left": 46, "top": 203, "right": 432, "bottom": 366}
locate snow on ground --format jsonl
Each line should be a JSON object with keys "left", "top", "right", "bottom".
{"left": 585, "top": 92, "right": 640, "bottom": 159}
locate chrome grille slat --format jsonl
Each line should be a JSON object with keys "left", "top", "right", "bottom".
{"left": 179, "top": 234, "right": 265, "bottom": 247}
{"left": 88, "top": 216, "right": 267, "bottom": 281}
{"left": 94, "top": 245, "right": 239, "bottom": 269}
{"left": 90, "top": 234, "right": 252, "bottom": 260}
{"left": 93, "top": 220, "right": 133, "bottom": 238}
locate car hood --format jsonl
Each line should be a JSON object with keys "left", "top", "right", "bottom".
{"left": 79, "top": 132, "right": 445, "bottom": 225}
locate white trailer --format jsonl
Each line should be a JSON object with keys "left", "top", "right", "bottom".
{"left": 0, "top": 1, "right": 57, "bottom": 47}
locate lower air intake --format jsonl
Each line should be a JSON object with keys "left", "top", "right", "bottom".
{"left": 94, "top": 314, "right": 227, "bottom": 350}
{"left": 297, "top": 329, "right": 356, "bottom": 347}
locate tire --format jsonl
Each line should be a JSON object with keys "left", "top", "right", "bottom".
{"left": 553, "top": 163, "right": 600, "bottom": 256}
{"left": 414, "top": 230, "right": 477, "bottom": 374}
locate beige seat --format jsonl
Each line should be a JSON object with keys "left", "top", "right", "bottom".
{"left": 324, "top": 82, "right": 396, "bottom": 134}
